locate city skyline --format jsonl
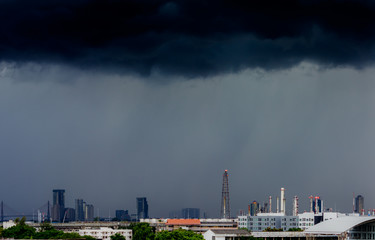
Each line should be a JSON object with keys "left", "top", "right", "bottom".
{"left": 1, "top": 0, "right": 375, "bottom": 219}
{"left": 0, "top": 184, "right": 372, "bottom": 220}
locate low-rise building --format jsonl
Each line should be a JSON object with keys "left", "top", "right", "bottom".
{"left": 238, "top": 214, "right": 298, "bottom": 231}
{"left": 78, "top": 227, "right": 132, "bottom": 240}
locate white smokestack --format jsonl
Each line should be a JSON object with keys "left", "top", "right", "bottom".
{"left": 280, "top": 188, "right": 285, "bottom": 215}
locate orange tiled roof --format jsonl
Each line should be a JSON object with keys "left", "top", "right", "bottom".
{"left": 166, "top": 219, "right": 201, "bottom": 225}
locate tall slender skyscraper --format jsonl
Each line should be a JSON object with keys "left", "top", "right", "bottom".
{"left": 52, "top": 189, "right": 65, "bottom": 222}
{"left": 355, "top": 195, "right": 364, "bottom": 215}
{"left": 75, "top": 199, "right": 84, "bottom": 221}
{"left": 220, "top": 170, "right": 230, "bottom": 219}
{"left": 136, "top": 197, "right": 149, "bottom": 220}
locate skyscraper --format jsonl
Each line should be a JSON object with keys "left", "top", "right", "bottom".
{"left": 355, "top": 195, "right": 364, "bottom": 215}
{"left": 220, "top": 170, "right": 230, "bottom": 219}
{"left": 75, "top": 199, "right": 94, "bottom": 221}
{"left": 136, "top": 197, "right": 149, "bottom": 220}
{"left": 85, "top": 204, "right": 94, "bottom": 221}
{"left": 75, "top": 199, "right": 84, "bottom": 221}
{"left": 52, "top": 189, "right": 65, "bottom": 222}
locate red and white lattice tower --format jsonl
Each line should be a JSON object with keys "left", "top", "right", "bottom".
{"left": 221, "top": 170, "right": 231, "bottom": 219}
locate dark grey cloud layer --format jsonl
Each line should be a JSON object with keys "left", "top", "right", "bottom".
{"left": 1, "top": 63, "right": 375, "bottom": 217}
{"left": 1, "top": 0, "right": 375, "bottom": 76}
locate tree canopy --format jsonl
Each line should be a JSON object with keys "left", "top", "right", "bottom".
{"left": 110, "top": 233, "right": 126, "bottom": 240}
{"left": 155, "top": 229, "right": 204, "bottom": 240}
{"left": 1, "top": 219, "right": 93, "bottom": 239}
{"left": 131, "top": 223, "right": 155, "bottom": 240}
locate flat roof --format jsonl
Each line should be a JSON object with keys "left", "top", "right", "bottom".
{"left": 208, "top": 229, "right": 251, "bottom": 236}
{"left": 166, "top": 219, "right": 201, "bottom": 225}
{"left": 305, "top": 216, "right": 375, "bottom": 235}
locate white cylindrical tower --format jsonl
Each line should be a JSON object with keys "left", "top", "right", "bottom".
{"left": 280, "top": 188, "right": 285, "bottom": 214}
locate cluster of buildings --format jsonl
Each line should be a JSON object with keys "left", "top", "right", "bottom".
{"left": 50, "top": 190, "right": 149, "bottom": 223}
{"left": 51, "top": 189, "right": 94, "bottom": 222}
{"left": 237, "top": 188, "right": 368, "bottom": 232}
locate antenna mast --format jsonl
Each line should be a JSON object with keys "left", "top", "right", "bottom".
{"left": 220, "top": 170, "right": 230, "bottom": 219}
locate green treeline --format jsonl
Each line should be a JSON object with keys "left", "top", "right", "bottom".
{"left": 0, "top": 218, "right": 204, "bottom": 240}
{"left": 0, "top": 217, "right": 95, "bottom": 239}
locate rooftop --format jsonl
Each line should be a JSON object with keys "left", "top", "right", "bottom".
{"left": 166, "top": 219, "right": 201, "bottom": 225}
{"left": 305, "top": 216, "right": 375, "bottom": 235}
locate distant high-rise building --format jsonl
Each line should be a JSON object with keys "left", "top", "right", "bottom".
{"left": 181, "top": 208, "right": 200, "bottom": 219}
{"left": 52, "top": 189, "right": 65, "bottom": 222}
{"left": 137, "top": 197, "right": 149, "bottom": 220}
{"left": 220, "top": 170, "right": 230, "bottom": 219}
{"left": 75, "top": 199, "right": 94, "bottom": 221}
{"left": 75, "top": 199, "right": 84, "bottom": 221}
{"left": 116, "top": 210, "right": 131, "bottom": 221}
{"left": 250, "top": 201, "right": 259, "bottom": 216}
{"left": 355, "top": 195, "right": 364, "bottom": 215}
{"left": 85, "top": 204, "right": 94, "bottom": 221}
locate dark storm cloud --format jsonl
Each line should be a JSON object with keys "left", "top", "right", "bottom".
{"left": 1, "top": 0, "right": 375, "bottom": 76}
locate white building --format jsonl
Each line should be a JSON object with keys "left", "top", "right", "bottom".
{"left": 203, "top": 229, "right": 251, "bottom": 240}
{"left": 298, "top": 212, "right": 315, "bottom": 230}
{"left": 78, "top": 227, "right": 132, "bottom": 240}
{"left": 238, "top": 215, "right": 298, "bottom": 231}
{"left": 2, "top": 220, "right": 16, "bottom": 229}
{"left": 239, "top": 211, "right": 348, "bottom": 232}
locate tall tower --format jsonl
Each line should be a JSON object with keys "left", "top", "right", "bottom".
{"left": 136, "top": 197, "right": 149, "bottom": 220}
{"left": 355, "top": 195, "right": 364, "bottom": 215}
{"left": 309, "top": 195, "right": 314, "bottom": 212}
{"left": 52, "top": 189, "right": 65, "bottom": 222}
{"left": 293, "top": 196, "right": 299, "bottom": 216}
{"left": 220, "top": 170, "right": 230, "bottom": 219}
{"left": 280, "top": 188, "right": 286, "bottom": 215}
{"left": 75, "top": 199, "right": 84, "bottom": 221}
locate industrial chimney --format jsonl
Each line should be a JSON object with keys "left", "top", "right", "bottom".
{"left": 293, "top": 196, "right": 299, "bottom": 216}
{"left": 280, "top": 188, "right": 286, "bottom": 215}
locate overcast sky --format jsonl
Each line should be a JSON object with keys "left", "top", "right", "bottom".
{"left": 1, "top": 0, "right": 375, "bottom": 218}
